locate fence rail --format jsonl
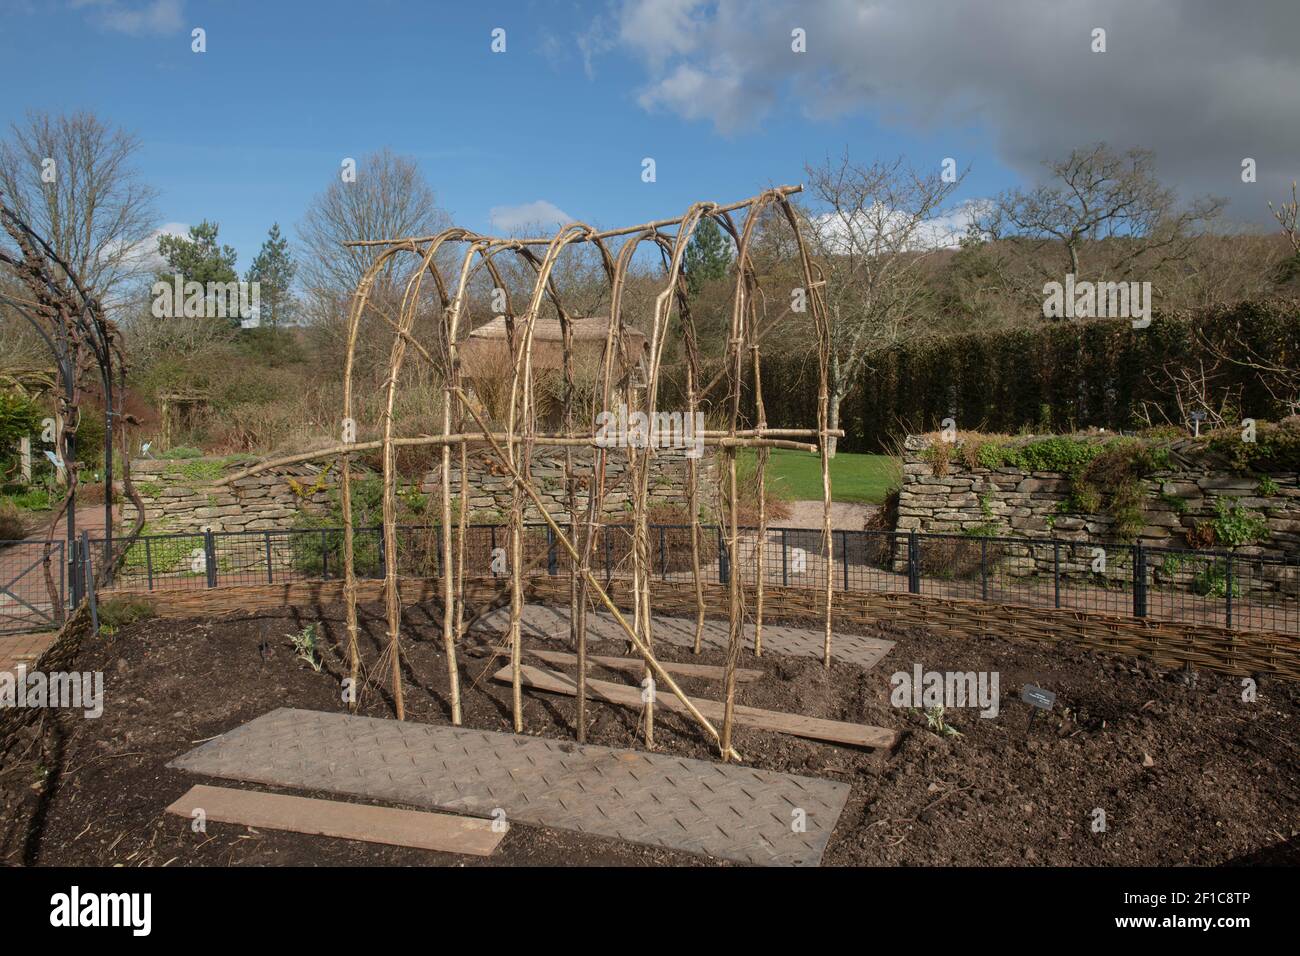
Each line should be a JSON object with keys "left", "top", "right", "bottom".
{"left": 80, "top": 522, "right": 1300, "bottom": 638}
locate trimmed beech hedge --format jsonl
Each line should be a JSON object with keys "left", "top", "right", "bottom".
{"left": 758, "top": 300, "right": 1300, "bottom": 453}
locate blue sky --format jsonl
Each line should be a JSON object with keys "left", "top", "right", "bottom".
{"left": 3, "top": 0, "right": 1296, "bottom": 269}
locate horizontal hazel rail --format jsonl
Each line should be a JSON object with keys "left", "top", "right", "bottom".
{"left": 211, "top": 428, "right": 844, "bottom": 487}
{"left": 344, "top": 185, "right": 804, "bottom": 247}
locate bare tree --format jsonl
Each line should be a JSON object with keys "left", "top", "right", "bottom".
{"left": 0, "top": 110, "right": 157, "bottom": 303}
{"left": 802, "top": 152, "right": 967, "bottom": 454}
{"left": 978, "top": 142, "right": 1223, "bottom": 294}
{"left": 1269, "top": 180, "right": 1300, "bottom": 255}
{"left": 298, "top": 148, "right": 452, "bottom": 311}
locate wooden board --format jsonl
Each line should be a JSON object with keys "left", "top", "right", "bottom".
{"left": 488, "top": 647, "right": 762, "bottom": 682}
{"left": 495, "top": 664, "right": 898, "bottom": 750}
{"left": 165, "top": 784, "right": 506, "bottom": 856}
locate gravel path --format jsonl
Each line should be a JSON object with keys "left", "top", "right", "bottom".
{"left": 781, "top": 500, "right": 875, "bottom": 531}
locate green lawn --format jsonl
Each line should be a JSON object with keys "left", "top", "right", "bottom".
{"left": 743, "top": 449, "right": 898, "bottom": 504}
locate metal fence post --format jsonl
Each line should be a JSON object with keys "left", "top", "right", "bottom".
{"left": 204, "top": 529, "right": 218, "bottom": 589}
{"left": 718, "top": 527, "right": 730, "bottom": 586}
{"left": 980, "top": 538, "right": 989, "bottom": 601}
{"left": 68, "top": 535, "right": 81, "bottom": 607}
{"left": 546, "top": 526, "right": 557, "bottom": 576}
{"left": 908, "top": 531, "right": 920, "bottom": 594}
{"left": 145, "top": 537, "right": 155, "bottom": 591}
{"left": 83, "top": 531, "right": 98, "bottom": 633}
{"left": 1225, "top": 552, "right": 1234, "bottom": 629}
{"left": 781, "top": 528, "right": 789, "bottom": 586}
{"left": 841, "top": 531, "right": 850, "bottom": 591}
{"left": 1132, "top": 543, "right": 1147, "bottom": 618}
{"left": 1053, "top": 540, "right": 1061, "bottom": 609}
{"left": 265, "top": 530, "right": 274, "bottom": 584}
{"left": 80, "top": 530, "right": 93, "bottom": 600}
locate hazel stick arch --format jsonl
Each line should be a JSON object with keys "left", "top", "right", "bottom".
{"left": 222, "top": 185, "right": 834, "bottom": 761}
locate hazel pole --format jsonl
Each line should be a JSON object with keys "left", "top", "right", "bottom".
{"left": 453, "top": 388, "right": 742, "bottom": 762}
{"left": 718, "top": 189, "right": 782, "bottom": 756}
{"left": 504, "top": 224, "right": 594, "bottom": 732}
{"left": 338, "top": 242, "right": 425, "bottom": 711}
{"left": 771, "top": 197, "right": 835, "bottom": 666}
{"left": 438, "top": 243, "right": 487, "bottom": 726}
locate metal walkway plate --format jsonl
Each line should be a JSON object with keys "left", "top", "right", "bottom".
{"left": 474, "top": 604, "right": 895, "bottom": 671}
{"left": 169, "top": 708, "right": 850, "bottom": 866}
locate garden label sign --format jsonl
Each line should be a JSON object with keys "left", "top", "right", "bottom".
{"left": 1021, "top": 684, "right": 1055, "bottom": 734}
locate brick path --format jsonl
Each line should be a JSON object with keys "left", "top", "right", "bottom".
{"left": 170, "top": 708, "right": 851, "bottom": 866}
{"left": 0, "top": 631, "right": 55, "bottom": 676}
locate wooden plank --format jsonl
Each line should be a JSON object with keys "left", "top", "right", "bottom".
{"left": 487, "top": 647, "right": 762, "bottom": 682}
{"left": 496, "top": 664, "right": 898, "bottom": 750}
{"left": 165, "top": 784, "right": 506, "bottom": 856}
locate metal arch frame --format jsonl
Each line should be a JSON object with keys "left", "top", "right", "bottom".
{"left": 0, "top": 196, "right": 136, "bottom": 604}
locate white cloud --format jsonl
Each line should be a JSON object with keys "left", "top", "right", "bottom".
{"left": 73, "top": 0, "right": 184, "bottom": 37}
{"left": 812, "top": 199, "right": 990, "bottom": 255}
{"left": 488, "top": 200, "right": 574, "bottom": 234}
{"left": 106, "top": 221, "right": 188, "bottom": 280}
{"left": 598, "top": 0, "right": 1300, "bottom": 221}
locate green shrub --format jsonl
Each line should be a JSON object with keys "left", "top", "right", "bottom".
{"left": 1, "top": 487, "right": 53, "bottom": 511}
{"left": 0, "top": 500, "right": 24, "bottom": 540}
{"left": 159, "top": 446, "right": 204, "bottom": 460}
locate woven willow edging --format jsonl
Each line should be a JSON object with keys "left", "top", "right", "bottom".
{"left": 100, "top": 575, "right": 1300, "bottom": 682}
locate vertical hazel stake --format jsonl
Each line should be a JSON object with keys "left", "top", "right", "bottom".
{"left": 576, "top": 239, "right": 630, "bottom": 742}
{"left": 750, "top": 329, "right": 768, "bottom": 657}
{"left": 338, "top": 270, "right": 383, "bottom": 712}
{"left": 683, "top": 315, "right": 706, "bottom": 656}
{"left": 439, "top": 252, "right": 481, "bottom": 727}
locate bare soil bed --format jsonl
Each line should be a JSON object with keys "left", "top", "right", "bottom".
{"left": 2, "top": 600, "right": 1297, "bottom": 866}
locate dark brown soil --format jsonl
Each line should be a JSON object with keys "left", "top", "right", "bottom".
{"left": 2, "top": 600, "right": 1297, "bottom": 867}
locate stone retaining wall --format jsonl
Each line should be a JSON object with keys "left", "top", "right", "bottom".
{"left": 124, "top": 457, "right": 335, "bottom": 534}
{"left": 124, "top": 445, "right": 711, "bottom": 536}
{"left": 421, "top": 445, "right": 712, "bottom": 522}
{"left": 897, "top": 435, "right": 1300, "bottom": 558}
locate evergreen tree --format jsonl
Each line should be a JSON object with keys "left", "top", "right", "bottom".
{"left": 155, "top": 220, "right": 238, "bottom": 287}
{"left": 683, "top": 216, "right": 731, "bottom": 294}
{"left": 154, "top": 220, "right": 242, "bottom": 326}
{"left": 246, "top": 223, "right": 297, "bottom": 329}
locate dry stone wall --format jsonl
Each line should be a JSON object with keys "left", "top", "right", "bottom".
{"left": 124, "top": 445, "right": 710, "bottom": 535}
{"left": 898, "top": 435, "right": 1299, "bottom": 558}
{"left": 124, "top": 457, "right": 334, "bottom": 534}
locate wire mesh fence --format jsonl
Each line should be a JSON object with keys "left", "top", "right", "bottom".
{"left": 86, "top": 523, "right": 1300, "bottom": 636}
{"left": 0, "top": 539, "right": 66, "bottom": 635}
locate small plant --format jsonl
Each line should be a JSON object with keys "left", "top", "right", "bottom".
{"left": 1159, "top": 489, "right": 1189, "bottom": 514}
{"left": 1185, "top": 520, "right": 1217, "bottom": 549}
{"left": 1210, "top": 497, "right": 1269, "bottom": 548}
{"left": 287, "top": 623, "right": 323, "bottom": 671}
{"left": 922, "top": 705, "right": 962, "bottom": 737}
{"left": 1256, "top": 475, "right": 1280, "bottom": 498}
{"left": 97, "top": 595, "right": 156, "bottom": 629}
{"left": 1192, "top": 560, "right": 1238, "bottom": 599}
